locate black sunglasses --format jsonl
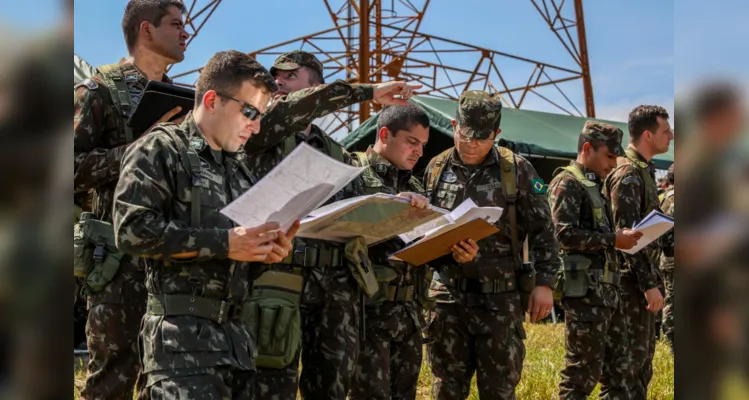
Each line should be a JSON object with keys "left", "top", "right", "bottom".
{"left": 216, "top": 92, "right": 264, "bottom": 121}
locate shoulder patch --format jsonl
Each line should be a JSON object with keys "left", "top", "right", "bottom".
{"left": 621, "top": 175, "right": 641, "bottom": 186}
{"left": 75, "top": 78, "right": 98, "bottom": 91}
{"left": 532, "top": 178, "right": 547, "bottom": 194}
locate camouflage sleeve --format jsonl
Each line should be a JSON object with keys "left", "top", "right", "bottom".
{"left": 113, "top": 132, "right": 229, "bottom": 260}
{"left": 245, "top": 80, "right": 374, "bottom": 153}
{"left": 517, "top": 157, "right": 561, "bottom": 287}
{"left": 607, "top": 167, "right": 659, "bottom": 292}
{"left": 548, "top": 175, "right": 616, "bottom": 252}
{"left": 73, "top": 84, "right": 128, "bottom": 193}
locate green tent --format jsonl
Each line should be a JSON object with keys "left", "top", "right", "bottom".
{"left": 340, "top": 95, "right": 674, "bottom": 180}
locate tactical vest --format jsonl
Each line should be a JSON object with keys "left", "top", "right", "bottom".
{"left": 352, "top": 151, "right": 425, "bottom": 195}
{"left": 144, "top": 123, "right": 259, "bottom": 321}
{"left": 605, "top": 148, "right": 658, "bottom": 213}
{"left": 426, "top": 146, "right": 521, "bottom": 271}
{"left": 94, "top": 63, "right": 136, "bottom": 143}
{"left": 552, "top": 164, "right": 618, "bottom": 286}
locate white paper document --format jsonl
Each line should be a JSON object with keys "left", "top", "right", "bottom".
{"left": 220, "top": 143, "right": 364, "bottom": 232}
{"left": 390, "top": 198, "right": 504, "bottom": 260}
{"left": 297, "top": 193, "right": 449, "bottom": 245}
{"left": 620, "top": 210, "right": 675, "bottom": 255}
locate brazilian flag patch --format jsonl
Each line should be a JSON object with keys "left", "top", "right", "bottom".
{"left": 532, "top": 178, "right": 547, "bottom": 194}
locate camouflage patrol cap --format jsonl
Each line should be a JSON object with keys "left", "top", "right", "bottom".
{"left": 270, "top": 50, "right": 324, "bottom": 78}
{"left": 581, "top": 120, "right": 625, "bottom": 156}
{"left": 455, "top": 90, "right": 502, "bottom": 140}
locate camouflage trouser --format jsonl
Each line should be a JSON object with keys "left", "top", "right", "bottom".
{"left": 558, "top": 297, "right": 633, "bottom": 400}
{"left": 253, "top": 265, "right": 360, "bottom": 400}
{"left": 144, "top": 367, "right": 255, "bottom": 399}
{"left": 660, "top": 263, "right": 674, "bottom": 353}
{"left": 81, "top": 269, "right": 147, "bottom": 400}
{"left": 427, "top": 303, "right": 525, "bottom": 400}
{"left": 349, "top": 304, "right": 423, "bottom": 400}
{"left": 620, "top": 276, "right": 656, "bottom": 400}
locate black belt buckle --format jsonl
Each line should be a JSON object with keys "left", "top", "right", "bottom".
{"left": 459, "top": 278, "right": 481, "bottom": 293}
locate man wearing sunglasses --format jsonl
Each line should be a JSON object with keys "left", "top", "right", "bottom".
{"left": 244, "top": 50, "right": 426, "bottom": 400}
{"left": 422, "top": 90, "right": 561, "bottom": 399}
{"left": 112, "top": 50, "right": 299, "bottom": 399}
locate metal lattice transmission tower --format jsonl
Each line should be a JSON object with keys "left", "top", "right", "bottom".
{"left": 171, "top": 0, "right": 595, "bottom": 137}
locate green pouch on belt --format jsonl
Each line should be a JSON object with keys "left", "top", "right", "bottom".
{"left": 243, "top": 271, "right": 303, "bottom": 369}
{"left": 561, "top": 254, "right": 592, "bottom": 298}
{"left": 344, "top": 236, "right": 379, "bottom": 297}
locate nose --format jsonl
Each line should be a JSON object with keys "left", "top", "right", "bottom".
{"left": 245, "top": 118, "right": 261, "bottom": 135}
{"left": 180, "top": 27, "right": 190, "bottom": 40}
{"left": 275, "top": 77, "right": 285, "bottom": 88}
{"left": 414, "top": 145, "right": 423, "bottom": 158}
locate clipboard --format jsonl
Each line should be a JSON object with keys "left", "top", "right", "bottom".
{"left": 127, "top": 80, "right": 195, "bottom": 133}
{"left": 389, "top": 218, "right": 499, "bottom": 266}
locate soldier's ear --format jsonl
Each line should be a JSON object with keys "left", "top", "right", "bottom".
{"left": 140, "top": 21, "right": 151, "bottom": 41}
{"left": 378, "top": 127, "right": 390, "bottom": 144}
{"left": 203, "top": 90, "right": 218, "bottom": 113}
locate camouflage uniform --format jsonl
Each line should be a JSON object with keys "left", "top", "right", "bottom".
{"left": 348, "top": 147, "right": 430, "bottom": 400}
{"left": 245, "top": 51, "right": 374, "bottom": 400}
{"left": 603, "top": 147, "right": 663, "bottom": 400}
{"left": 423, "top": 91, "right": 561, "bottom": 400}
{"left": 659, "top": 164, "right": 675, "bottom": 353}
{"left": 112, "top": 113, "right": 260, "bottom": 399}
{"left": 74, "top": 60, "right": 170, "bottom": 400}
{"left": 548, "top": 122, "right": 634, "bottom": 400}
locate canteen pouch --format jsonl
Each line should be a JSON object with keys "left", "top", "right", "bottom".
{"left": 517, "top": 262, "right": 536, "bottom": 311}
{"left": 344, "top": 236, "right": 379, "bottom": 297}
{"left": 244, "top": 271, "right": 303, "bottom": 369}
{"left": 74, "top": 213, "right": 126, "bottom": 293}
{"left": 561, "top": 254, "right": 592, "bottom": 298}
{"left": 365, "top": 264, "right": 399, "bottom": 305}
{"left": 553, "top": 269, "right": 565, "bottom": 301}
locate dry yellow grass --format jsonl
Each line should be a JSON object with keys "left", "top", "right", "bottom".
{"left": 73, "top": 322, "right": 675, "bottom": 399}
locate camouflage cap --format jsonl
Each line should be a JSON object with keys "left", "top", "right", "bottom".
{"left": 581, "top": 120, "right": 624, "bottom": 156}
{"left": 270, "top": 50, "right": 324, "bottom": 78}
{"left": 455, "top": 90, "right": 502, "bottom": 140}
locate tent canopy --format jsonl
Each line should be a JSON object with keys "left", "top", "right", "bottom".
{"left": 339, "top": 95, "right": 674, "bottom": 172}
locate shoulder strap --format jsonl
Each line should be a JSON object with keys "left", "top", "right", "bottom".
{"left": 496, "top": 146, "right": 521, "bottom": 270}
{"left": 156, "top": 126, "right": 204, "bottom": 229}
{"left": 324, "top": 136, "right": 345, "bottom": 163}
{"left": 96, "top": 63, "right": 135, "bottom": 143}
{"left": 562, "top": 165, "right": 605, "bottom": 229}
{"left": 426, "top": 148, "right": 453, "bottom": 200}
{"left": 624, "top": 148, "right": 657, "bottom": 211}
{"left": 353, "top": 151, "right": 369, "bottom": 168}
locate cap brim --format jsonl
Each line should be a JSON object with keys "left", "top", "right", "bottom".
{"left": 270, "top": 62, "right": 302, "bottom": 75}
{"left": 461, "top": 128, "right": 493, "bottom": 141}
{"left": 611, "top": 144, "right": 625, "bottom": 156}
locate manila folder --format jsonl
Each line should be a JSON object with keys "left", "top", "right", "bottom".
{"left": 390, "top": 218, "right": 499, "bottom": 266}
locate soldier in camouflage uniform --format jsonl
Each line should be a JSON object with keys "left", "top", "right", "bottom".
{"left": 423, "top": 91, "right": 561, "bottom": 399}
{"left": 73, "top": 2, "right": 189, "bottom": 398}
{"left": 111, "top": 51, "right": 301, "bottom": 399}
{"left": 548, "top": 121, "right": 641, "bottom": 399}
{"left": 348, "top": 103, "right": 479, "bottom": 400}
{"left": 659, "top": 163, "right": 675, "bottom": 354}
{"left": 604, "top": 105, "right": 673, "bottom": 400}
{"left": 244, "top": 50, "right": 421, "bottom": 400}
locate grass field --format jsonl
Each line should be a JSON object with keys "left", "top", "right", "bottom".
{"left": 73, "top": 322, "right": 674, "bottom": 399}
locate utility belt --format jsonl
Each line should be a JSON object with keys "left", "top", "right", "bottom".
{"left": 274, "top": 239, "right": 345, "bottom": 270}
{"left": 446, "top": 276, "right": 518, "bottom": 294}
{"left": 74, "top": 212, "right": 129, "bottom": 295}
{"left": 146, "top": 293, "right": 245, "bottom": 323}
{"left": 554, "top": 253, "right": 620, "bottom": 300}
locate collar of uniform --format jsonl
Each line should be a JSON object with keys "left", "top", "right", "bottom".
{"left": 365, "top": 146, "right": 413, "bottom": 183}
{"left": 570, "top": 161, "right": 600, "bottom": 183}
{"left": 182, "top": 112, "right": 242, "bottom": 164}
{"left": 119, "top": 59, "right": 172, "bottom": 84}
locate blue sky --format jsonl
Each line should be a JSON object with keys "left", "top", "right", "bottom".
{"left": 9, "top": 1, "right": 746, "bottom": 125}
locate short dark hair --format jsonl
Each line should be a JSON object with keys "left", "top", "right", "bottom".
{"left": 306, "top": 67, "right": 325, "bottom": 85}
{"left": 628, "top": 105, "right": 670, "bottom": 143}
{"left": 195, "top": 51, "right": 278, "bottom": 109}
{"left": 693, "top": 83, "right": 741, "bottom": 123}
{"left": 577, "top": 135, "right": 606, "bottom": 153}
{"left": 376, "top": 103, "right": 429, "bottom": 141}
{"left": 122, "top": 0, "right": 187, "bottom": 52}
